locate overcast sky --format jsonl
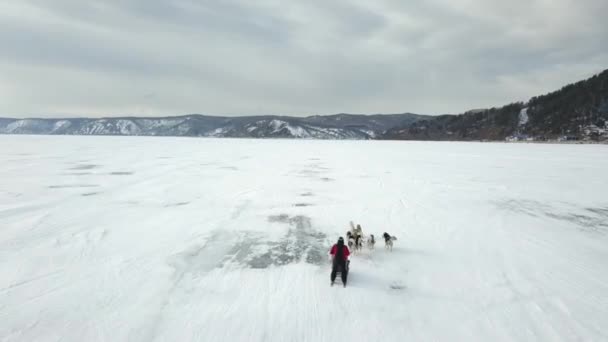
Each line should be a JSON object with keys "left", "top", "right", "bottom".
{"left": 1, "top": 0, "right": 606, "bottom": 118}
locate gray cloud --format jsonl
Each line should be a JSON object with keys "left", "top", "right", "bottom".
{"left": 0, "top": 0, "right": 606, "bottom": 118}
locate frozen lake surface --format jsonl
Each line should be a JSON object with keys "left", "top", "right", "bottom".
{"left": 1, "top": 135, "right": 607, "bottom": 341}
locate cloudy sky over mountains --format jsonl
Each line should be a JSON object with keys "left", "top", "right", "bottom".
{"left": 1, "top": 0, "right": 606, "bottom": 118}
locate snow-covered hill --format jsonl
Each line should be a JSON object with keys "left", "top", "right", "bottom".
{"left": 0, "top": 113, "right": 425, "bottom": 139}
{"left": 1, "top": 136, "right": 607, "bottom": 341}
{"left": 383, "top": 69, "right": 608, "bottom": 141}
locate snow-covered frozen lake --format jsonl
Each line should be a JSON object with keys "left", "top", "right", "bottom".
{"left": 1, "top": 135, "right": 607, "bottom": 341}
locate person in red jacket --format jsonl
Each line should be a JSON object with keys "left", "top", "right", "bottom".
{"left": 330, "top": 237, "right": 350, "bottom": 286}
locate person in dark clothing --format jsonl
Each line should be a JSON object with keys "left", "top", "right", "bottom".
{"left": 329, "top": 237, "right": 351, "bottom": 286}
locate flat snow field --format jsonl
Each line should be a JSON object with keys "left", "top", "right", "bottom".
{"left": 1, "top": 135, "right": 607, "bottom": 342}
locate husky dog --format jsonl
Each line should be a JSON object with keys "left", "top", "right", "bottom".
{"left": 348, "top": 222, "right": 364, "bottom": 252}
{"left": 348, "top": 237, "right": 355, "bottom": 250}
{"left": 354, "top": 234, "right": 363, "bottom": 251}
{"left": 367, "top": 234, "right": 376, "bottom": 250}
{"left": 346, "top": 231, "right": 354, "bottom": 250}
{"left": 383, "top": 232, "right": 396, "bottom": 251}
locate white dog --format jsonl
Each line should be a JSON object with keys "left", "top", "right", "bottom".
{"left": 348, "top": 237, "right": 355, "bottom": 251}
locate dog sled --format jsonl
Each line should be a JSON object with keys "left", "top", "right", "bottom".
{"left": 331, "top": 259, "right": 350, "bottom": 287}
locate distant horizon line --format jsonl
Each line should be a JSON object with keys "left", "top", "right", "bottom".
{"left": 0, "top": 111, "right": 447, "bottom": 121}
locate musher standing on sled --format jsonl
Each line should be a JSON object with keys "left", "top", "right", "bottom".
{"left": 330, "top": 237, "right": 350, "bottom": 287}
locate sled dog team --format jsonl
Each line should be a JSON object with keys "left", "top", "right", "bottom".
{"left": 345, "top": 221, "right": 397, "bottom": 252}
{"left": 328, "top": 221, "right": 397, "bottom": 287}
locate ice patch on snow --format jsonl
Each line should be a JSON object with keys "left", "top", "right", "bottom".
{"left": 495, "top": 199, "right": 608, "bottom": 235}
{"left": 226, "top": 214, "right": 328, "bottom": 268}
{"left": 109, "top": 171, "right": 134, "bottom": 175}
{"left": 69, "top": 164, "right": 100, "bottom": 170}
{"left": 48, "top": 184, "right": 99, "bottom": 189}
